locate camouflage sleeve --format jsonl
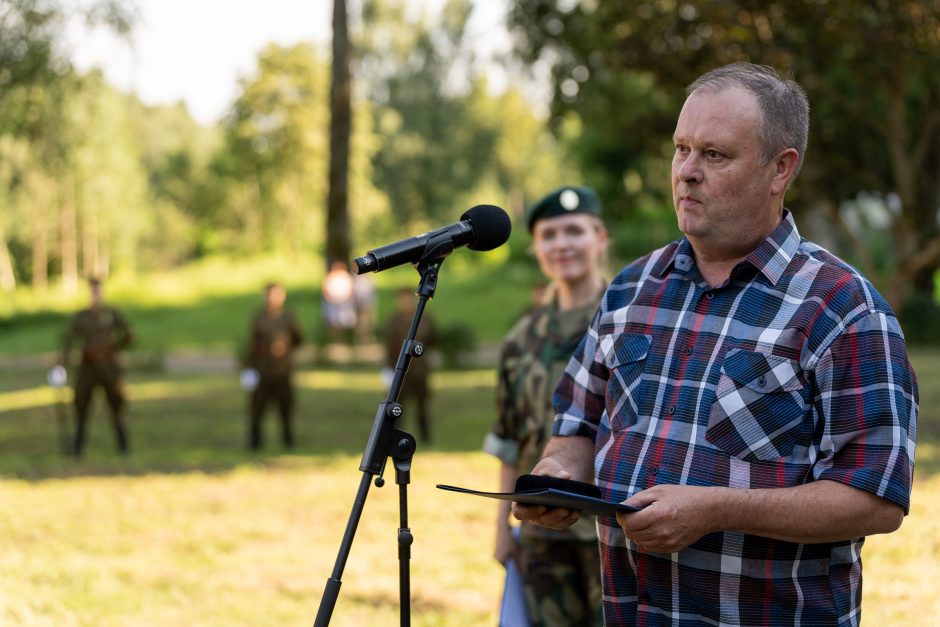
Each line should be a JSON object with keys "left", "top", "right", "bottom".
{"left": 288, "top": 311, "right": 303, "bottom": 347}
{"left": 62, "top": 314, "right": 78, "bottom": 365}
{"left": 111, "top": 308, "right": 134, "bottom": 350}
{"left": 483, "top": 320, "right": 528, "bottom": 465}
{"left": 245, "top": 312, "right": 263, "bottom": 368}
{"left": 424, "top": 313, "right": 439, "bottom": 346}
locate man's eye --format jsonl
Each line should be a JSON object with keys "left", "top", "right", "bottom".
{"left": 705, "top": 150, "right": 722, "bottom": 159}
{"left": 675, "top": 144, "right": 689, "bottom": 154}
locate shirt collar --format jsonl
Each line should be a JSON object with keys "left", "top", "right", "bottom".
{"left": 744, "top": 209, "right": 800, "bottom": 286}
{"left": 653, "top": 209, "right": 801, "bottom": 287}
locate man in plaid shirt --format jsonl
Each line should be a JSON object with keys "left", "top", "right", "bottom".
{"left": 513, "top": 63, "right": 918, "bottom": 626}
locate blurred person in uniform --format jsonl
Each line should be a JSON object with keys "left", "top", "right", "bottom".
{"left": 383, "top": 287, "right": 438, "bottom": 443}
{"left": 62, "top": 277, "right": 134, "bottom": 458}
{"left": 483, "top": 186, "right": 608, "bottom": 626}
{"left": 353, "top": 273, "right": 377, "bottom": 345}
{"left": 321, "top": 260, "right": 357, "bottom": 345}
{"left": 245, "top": 282, "right": 303, "bottom": 451}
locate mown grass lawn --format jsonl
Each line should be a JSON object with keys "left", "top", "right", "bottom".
{"left": 1, "top": 350, "right": 938, "bottom": 625}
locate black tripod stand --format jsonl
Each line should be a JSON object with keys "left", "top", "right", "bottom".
{"left": 314, "top": 255, "right": 445, "bottom": 627}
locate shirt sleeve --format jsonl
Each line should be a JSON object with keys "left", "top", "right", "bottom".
{"left": 111, "top": 308, "right": 134, "bottom": 349}
{"left": 246, "top": 313, "right": 263, "bottom": 368}
{"left": 483, "top": 339, "right": 523, "bottom": 465}
{"left": 811, "top": 311, "right": 918, "bottom": 513}
{"left": 289, "top": 312, "right": 303, "bottom": 347}
{"left": 62, "top": 315, "right": 78, "bottom": 364}
{"left": 551, "top": 306, "right": 608, "bottom": 440}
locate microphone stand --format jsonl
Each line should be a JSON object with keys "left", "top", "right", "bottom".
{"left": 314, "top": 240, "right": 452, "bottom": 627}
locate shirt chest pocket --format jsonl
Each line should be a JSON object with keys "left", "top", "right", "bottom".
{"left": 603, "top": 333, "right": 651, "bottom": 432}
{"left": 706, "top": 349, "right": 806, "bottom": 462}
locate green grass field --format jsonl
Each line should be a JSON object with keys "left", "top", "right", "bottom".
{"left": 1, "top": 257, "right": 938, "bottom": 625}
{"left": 0, "top": 252, "right": 540, "bottom": 357}
{"left": 1, "top": 351, "right": 938, "bottom": 626}
{"left": 0, "top": 367, "right": 506, "bottom": 626}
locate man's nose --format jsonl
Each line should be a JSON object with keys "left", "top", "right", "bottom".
{"left": 676, "top": 153, "right": 703, "bottom": 184}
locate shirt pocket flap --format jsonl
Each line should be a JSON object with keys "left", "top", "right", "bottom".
{"left": 605, "top": 333, "right": 651, "bottom": 369}
{"left": 721, "top": 349, "right": 803, "bottom": 393}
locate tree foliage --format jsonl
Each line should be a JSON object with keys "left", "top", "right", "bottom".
{"left": 509, "top": 0, "right": 940, "bottom": 309}
{"left": 208, "top": 43, "right": 330, "bottom": 255}
{"left": 0, "top": 0, "right": 138, "bottom": 290}
{"left": 360, "top": 0, "right": 571, "bottom": 236}
{"left": 0, "top": 0, "right": 577, "bottom": 294}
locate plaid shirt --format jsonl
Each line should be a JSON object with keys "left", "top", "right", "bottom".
{"left": 552, "top": 211, "right": 917, "bottom": 626}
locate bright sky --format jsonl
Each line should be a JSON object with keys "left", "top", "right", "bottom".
{"left": 68, "top": 0, "right": 514, "bottom": 126}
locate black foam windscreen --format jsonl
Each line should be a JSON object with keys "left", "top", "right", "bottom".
{"left": 460, "top": 204, "right": 512, "bottom": 251}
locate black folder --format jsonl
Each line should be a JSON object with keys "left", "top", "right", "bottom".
{"left": 437, "top": 474, "right": 641, "bottom": 516}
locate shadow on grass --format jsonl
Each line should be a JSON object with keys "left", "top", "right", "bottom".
{"left": 0, "top": 366, "right": 497, "bottom": 481}
{"left": 4, "top": 348, "right": 937, "bottom": 482}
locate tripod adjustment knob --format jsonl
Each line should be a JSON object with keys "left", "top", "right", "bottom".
{"left": 411, "top": 341, "right": 424, "bottom": 357}
{"left": 387, "top": 403, "right": 403, "bottom": 419}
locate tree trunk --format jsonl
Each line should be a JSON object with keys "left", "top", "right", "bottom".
{"left": 83, "top": 204, "right": 100, "bottom": 278}
{"left": 32, "top": 192, "right": 48, "bottom": 289}
{"left": 0, "top": 228, "right": 16, "bottom": 292}
{"left": 60, "top": 179, "right": 79, "bottom": 292}
{"left": 325, "top": 0, "right": 352, "bottom": 269}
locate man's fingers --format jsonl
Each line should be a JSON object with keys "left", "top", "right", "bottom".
{"left": 512, "top": 502, "right": 581, "bottom": 529}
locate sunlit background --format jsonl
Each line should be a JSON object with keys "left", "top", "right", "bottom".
{"left": 1, "top": 0, "right": 939, "bottom": 625}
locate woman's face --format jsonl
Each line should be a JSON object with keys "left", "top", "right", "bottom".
{"left": 531, "top": 213, "right": 607, "bottom": 286}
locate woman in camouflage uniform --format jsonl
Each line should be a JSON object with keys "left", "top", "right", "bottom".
{"left": 483, "top": 186, "right": 608, "bottom": 627}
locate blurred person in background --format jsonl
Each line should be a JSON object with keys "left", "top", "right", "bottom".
{"left": 483, "top": 186, "right": 609, "bottom": 626}
{"left": 383, "top": 286, "right": 438, "bottom": 444}
{"left": 353, "top": 273, "right": 377, "bottom": 345}
{"left": 245, "top": 282, "right": 303, "bottom": 451}
{"left": 62, "top": 277, "right": 134, "bottom": 458}
{"left": 322, "top": 260, "right": 357, "bottom": 345}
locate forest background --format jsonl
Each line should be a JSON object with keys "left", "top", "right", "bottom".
{"left": 2, "top": 0, "right": 939, "bottom": 339}
{"left": 2, "top": 1, "right": 940, "bottom": 625}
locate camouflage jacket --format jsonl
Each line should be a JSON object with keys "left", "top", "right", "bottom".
{"left": 484, "top": 289, "right": 604, "bottom": 540}
{"left": 63, "top": 306, "right": 133, "bottom": 365}
{"left": 247, "top": 308, "right": 303, "bottom": 377}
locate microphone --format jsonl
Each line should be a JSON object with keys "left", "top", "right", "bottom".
{"left": 353, "top": 204, "right": 511, "bottom": 274}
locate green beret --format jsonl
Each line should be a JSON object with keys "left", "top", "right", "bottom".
{"left": 525, "top": 186, "right": 603, "bottom": 232}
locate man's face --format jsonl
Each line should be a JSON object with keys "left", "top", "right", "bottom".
{"left": 266, "top": 286, "right": 286, "bottom": 310}
{"left": 671, "top": 87, "right": 782, "bottom": 260}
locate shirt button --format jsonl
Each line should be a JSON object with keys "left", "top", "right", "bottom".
{"left": 757, "top": 376, "right": 767, "bottom": 388}
{"left": 684, "top": 345, "right": 693, "bottom": 356}
{"left": 667, "top": 406, "right": 676, "bottom": 415}
{"left": 649, "top": 467, "right": 658, "bottom": 475}
{"left": 706, "top": 291, "right": 715, "bottom": 299}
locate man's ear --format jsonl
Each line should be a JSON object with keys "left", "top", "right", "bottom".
{"left": 771, "top": 148, "right": 800, "bottom": 196}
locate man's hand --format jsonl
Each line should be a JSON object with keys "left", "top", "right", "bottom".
{"left": 510, "top": 455, "right": 582, "bottom": 530}
{"left": 510, "top": 435, "right": 594, "bottom": 531}
{"left": 616, "top": 484, "right": 721, "bottom": 553}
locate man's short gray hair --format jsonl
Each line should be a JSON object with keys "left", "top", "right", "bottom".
{"left": 687, "top": 62, "right": 809, "bottom": 180}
